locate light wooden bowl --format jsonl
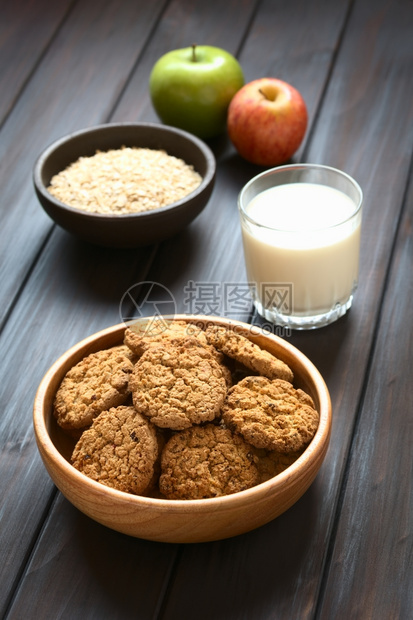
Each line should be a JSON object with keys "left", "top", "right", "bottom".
{"left": 33, "top": 316, "right": 331, "bottom": 543}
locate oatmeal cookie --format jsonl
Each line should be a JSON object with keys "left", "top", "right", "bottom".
{"left": 222, "top": 376, "right": 319, "bottom": 453}
{"left": 159, "top": 423, "right": 260, "bottom": 499}
{"left": 129, "top": 338, "right": 228, "bottom": 430}
{"left": 124, "top": 320, "right": 209, "bottom": 356}
{"left": 71, "top": 405, "right": 159, "bottom": 495}
{"left": 254, "top": 447, "right": 305, "bottom": 483}
{"left": 204, "top": 325, "right": 294, "bottom": 383}
{"left": 125, "top": 321, "right": 232, "bottom": 386}
{"left": 54, "top": 346, "right": 134, "bottom": 432}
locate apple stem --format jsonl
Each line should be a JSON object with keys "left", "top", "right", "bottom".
{"left": 259, "top": 88, "right": 269, "bottom": 100}
{"left": 191, "top": 43, "right": 197, "bottom": 62}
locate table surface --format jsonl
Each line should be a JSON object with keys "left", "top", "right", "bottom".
{"left": 1, "top": 0, "right": 412, "bottom": 618}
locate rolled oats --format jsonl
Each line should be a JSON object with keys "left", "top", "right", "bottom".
{"left": 47, "top": 146, "right": 202, "bottom": 215}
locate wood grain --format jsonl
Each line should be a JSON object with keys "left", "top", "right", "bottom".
{"left": 0, "top": 0, "right": 165, "bottom": 329}
{"left": 317, "top": 164, "right": 413, "bottom": 618}
{"left": 1, "top": 0, "right": 412, "bottom": 617}
{"left": 8, "top": 495, "right": 181, "bottom": 620}
{"left": 0, "top": 0, "right": 72, "bottom": 124}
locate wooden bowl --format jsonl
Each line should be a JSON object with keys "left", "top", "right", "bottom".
{"left": 33, "top": 122, "right": 216, "bottom": 248}
{"left": 33, "top": 316, "right": 331, "bottom": 543}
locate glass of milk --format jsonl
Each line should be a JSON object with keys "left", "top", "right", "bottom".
{"left": 238, "top": 164, "right": 363, "bottom": 329}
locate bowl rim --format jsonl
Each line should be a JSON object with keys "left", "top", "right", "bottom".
{"left": 33, "top": 315, "right": 331, "bottom": 512}
{"left": 32, "top": 122, "right": 216, "bottom": 221}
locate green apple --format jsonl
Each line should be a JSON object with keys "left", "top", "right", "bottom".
{"left": 149, "top": 45, "right": 244, "bottom": 139}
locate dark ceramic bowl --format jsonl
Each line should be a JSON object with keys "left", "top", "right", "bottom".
{"left": 33, "top": 122, "right": 216, "bottom": 248}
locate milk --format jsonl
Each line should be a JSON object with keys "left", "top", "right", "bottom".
{"left": 241, "top": 182, "right": 361, "bottom": 317}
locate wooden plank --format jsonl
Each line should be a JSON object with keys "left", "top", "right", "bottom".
{"left": 0, "top": 0, "right": 167, "bottom": 610}
{"left": 155, "top": 0, "right": 413, "bottom": 617}
{"left": 6, "top": 495, "right": 180, "bottom": 620}
{"left": 0, "top": 0, "right": 72, "bottom": 124}
{"left": 317, "top": 175, "right": 413, "bottom": 617}
{"left": 0, "top": 230, "right": 158, "bottom": 617}
{"left": 0, "top": 0, "right": 165, "bottom": 329}
{"left": 0, "top": 1, "right": 261, "bottom": 616}
{"left": 2, "top": 0, "right": 411, "bottom": 616}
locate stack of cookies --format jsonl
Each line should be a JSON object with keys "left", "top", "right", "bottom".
{"left": 53, "top": 321, "right": 319, "bottom": 500}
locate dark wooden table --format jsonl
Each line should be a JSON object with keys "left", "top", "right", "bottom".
{"left": 1, "top": 0, "right": 412, "bottom": 618}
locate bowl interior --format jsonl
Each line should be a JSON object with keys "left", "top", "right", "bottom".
{"left": 33, "top": 316, "right": 331, "bottom": 542}
{"left": 37, "top": 123, "right": 214, "bottom": 190}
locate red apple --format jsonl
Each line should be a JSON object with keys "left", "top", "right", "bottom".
{"left": 227, "top": 78, "right": 308, "bottom": 166}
